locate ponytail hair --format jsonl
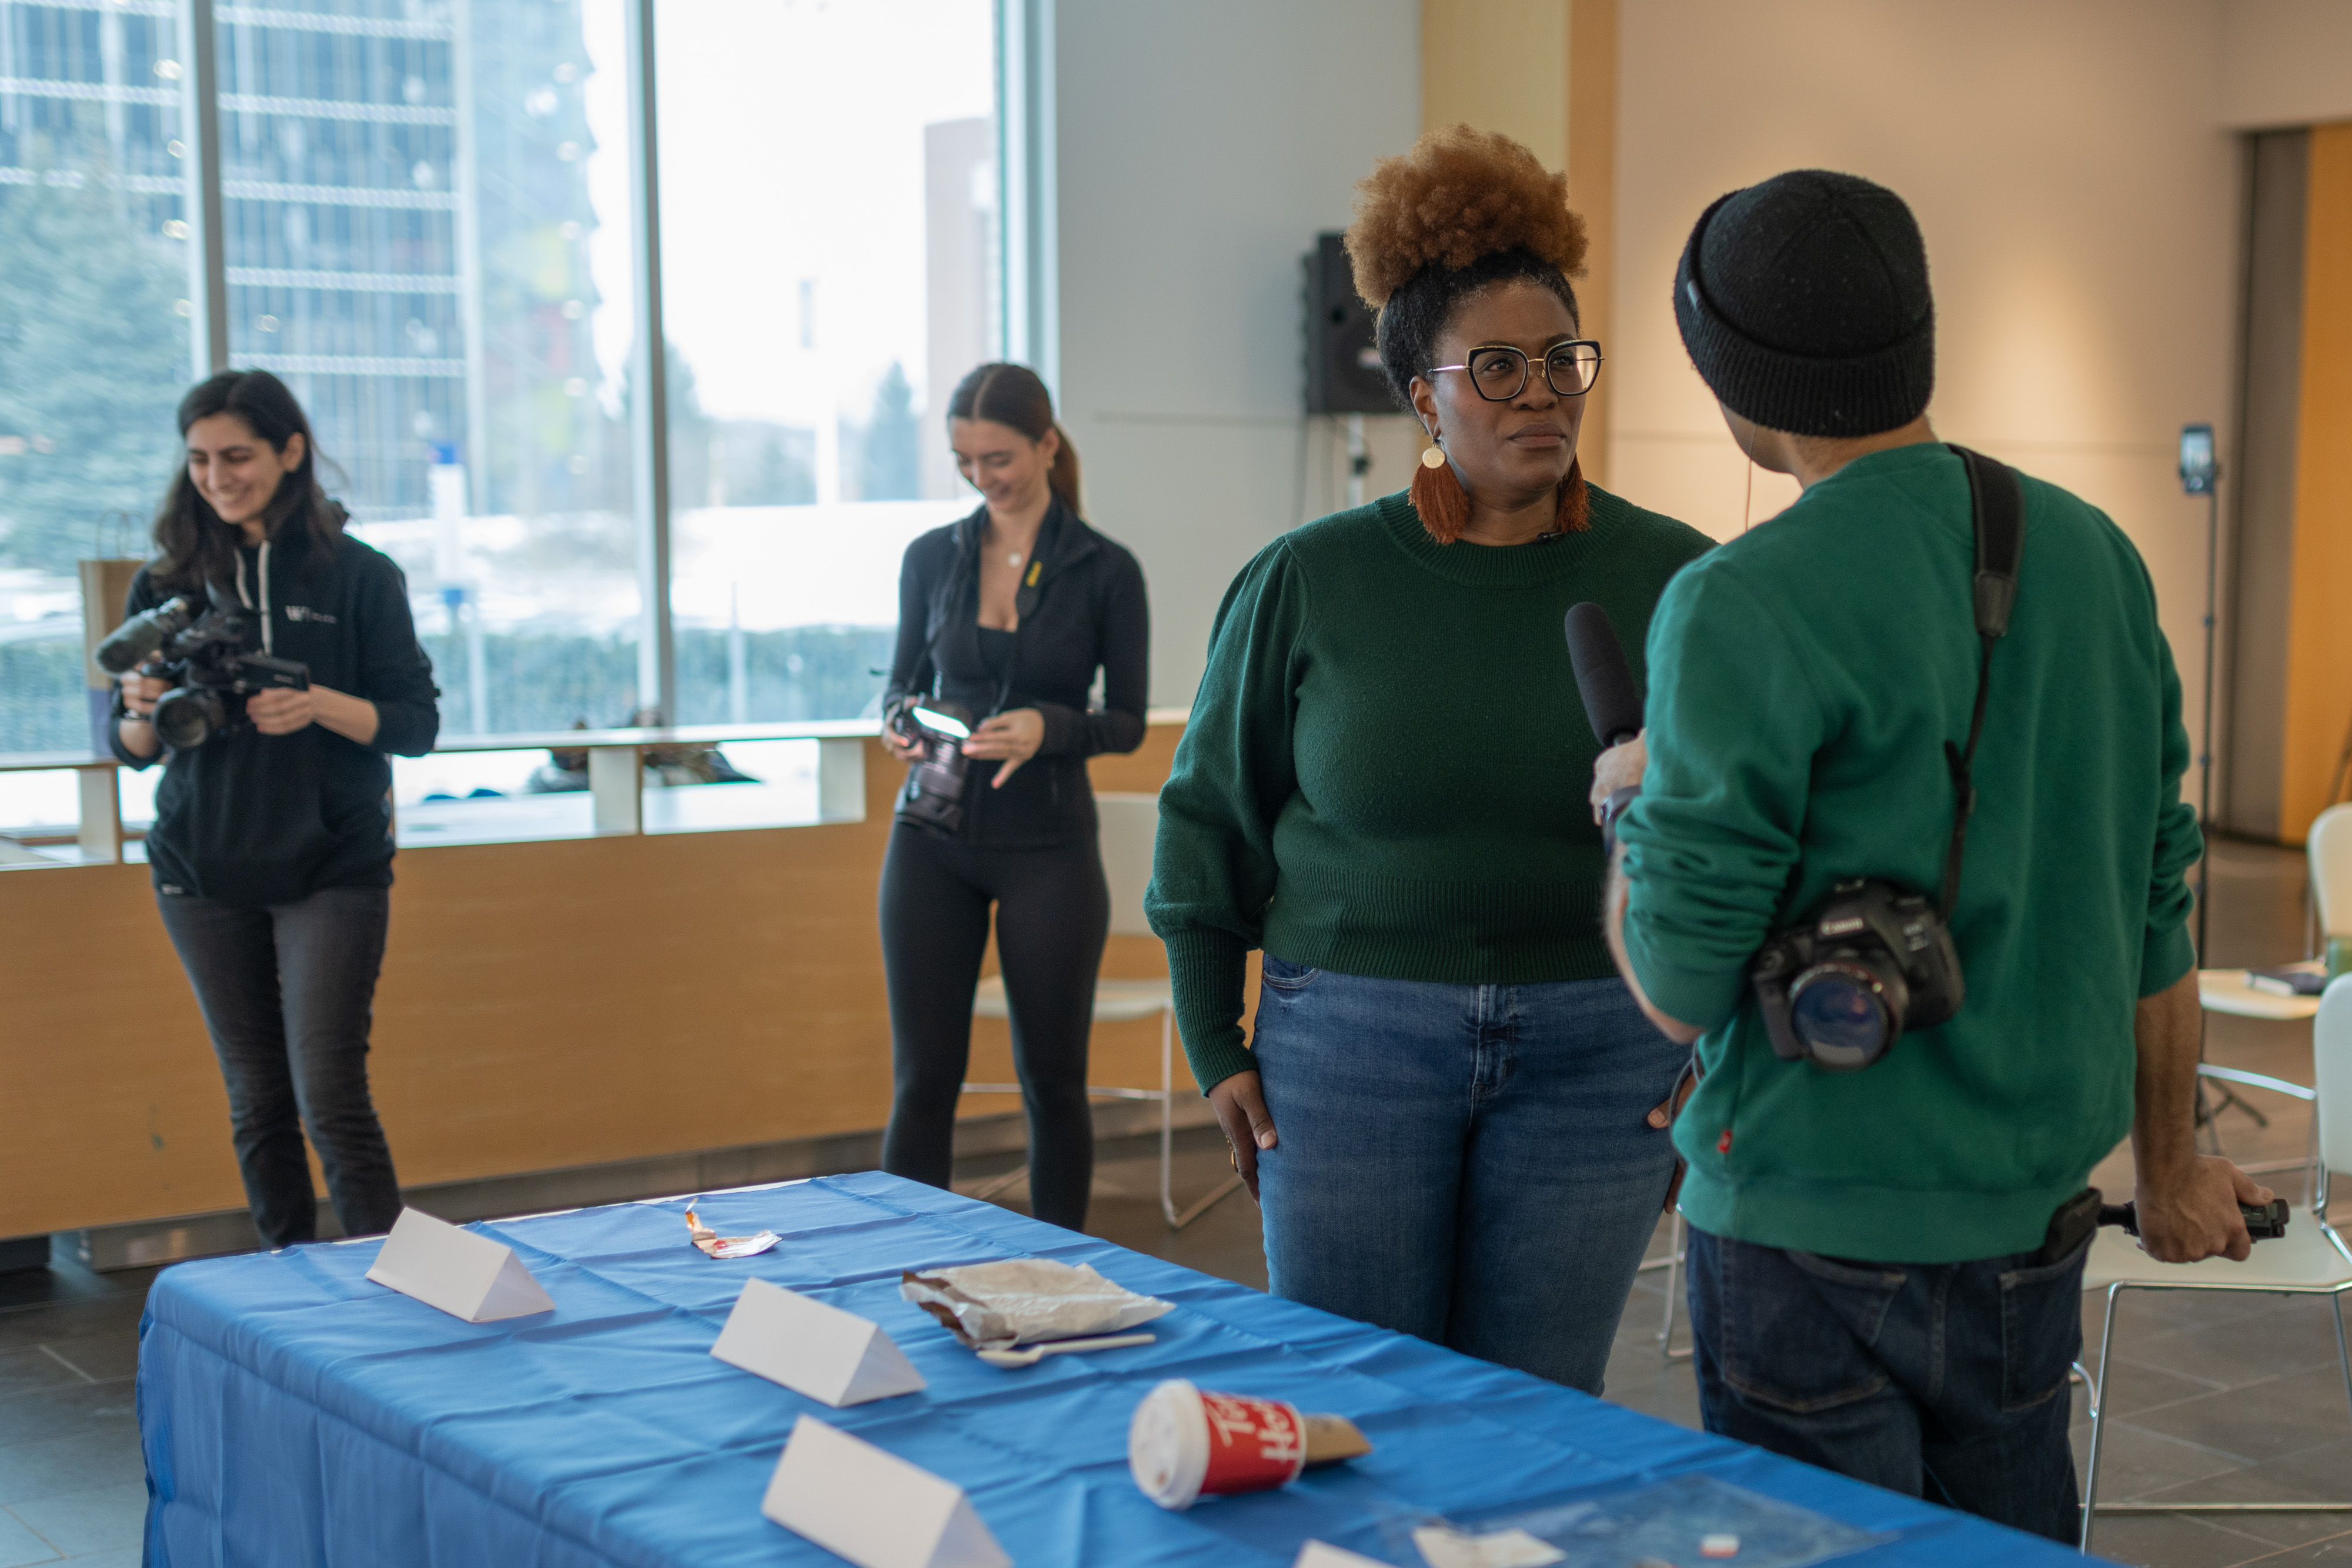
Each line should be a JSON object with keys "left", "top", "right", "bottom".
{"left": 947, "top": 362, "right": 1081, "bottom": 516}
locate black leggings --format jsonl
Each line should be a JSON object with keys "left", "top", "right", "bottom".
{"left": 878, "top": 822, "right": 1109, "bottom": 1231}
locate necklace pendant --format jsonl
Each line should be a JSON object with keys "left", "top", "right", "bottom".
{"left": 1007, "top": 551, "right": 1024, "bottom": 568}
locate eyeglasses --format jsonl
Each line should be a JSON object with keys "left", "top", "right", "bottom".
{"left": 1427, "top": 341, "right": 1605, "bottom": 402}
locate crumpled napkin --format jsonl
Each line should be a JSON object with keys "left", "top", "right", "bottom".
{"left": 900, "top": 1258, "right": 1173, "bottom": 1350}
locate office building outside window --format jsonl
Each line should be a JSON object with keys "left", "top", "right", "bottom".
{"left": 0, "top": 0, "right": 1005, "bottom": 758}
{"left": 0, "top": 0, "right": 191, "bottom": 751}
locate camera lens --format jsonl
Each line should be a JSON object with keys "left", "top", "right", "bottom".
{"left": 1788, "top": 961, "right": 1895, "bottom": 1070}
{"left": 152, "top": 687, "right": 224, "bottom": 750}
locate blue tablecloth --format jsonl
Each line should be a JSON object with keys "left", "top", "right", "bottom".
{"left": 138, "top": 1172, "right": 2091, "bottom": 1565}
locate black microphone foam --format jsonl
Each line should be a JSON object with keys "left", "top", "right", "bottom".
{"left": 93, "top": 595, "right": 192, "bottom": 676}
{"left": 1564, "top": 602, "right": 1642, "bottom": 748}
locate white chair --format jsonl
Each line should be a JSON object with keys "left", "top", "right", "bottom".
{"left": 2308, "top": 804, "right": 2352, "bottom": 947}
{"left": 2075, "top": 976, "right": 2352, "bottom": 1553}
{"left": 962, "top": 791, "right": 1245, "bottom": 1231}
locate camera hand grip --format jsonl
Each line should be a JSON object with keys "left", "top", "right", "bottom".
{"left": 2097, "top": 1198, "right": 2288, "bottom": 1242}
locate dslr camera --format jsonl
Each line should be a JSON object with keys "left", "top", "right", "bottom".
{"left": 889, "top": 697, "right": 975, "bottom": 834}
{"left": 1749, "top": 878, "right": 1964, "bottom": 1071}
{"left": 1742, "top": 445, "right": 2026, "bottom": 1074}
{"left": 101, "top": 581, "right": 310, "bottom": 750}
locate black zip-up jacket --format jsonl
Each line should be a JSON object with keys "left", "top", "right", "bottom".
{"left": 111, "top": 510, "right": 440, "bottom": 905}
{"left": 883, "top": 497, "right": 1148, "bottom": 845}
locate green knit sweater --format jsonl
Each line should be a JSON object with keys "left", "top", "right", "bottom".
{"left": 1618, "top": 443, "right": 2202, "bottom": 1262}
{"left": 1148, "top": 485, "right": 1713, "bottom": 1092}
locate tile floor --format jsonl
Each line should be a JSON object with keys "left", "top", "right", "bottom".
{"left": 5, "top": 838, "right": 2344, "bottom": 1565}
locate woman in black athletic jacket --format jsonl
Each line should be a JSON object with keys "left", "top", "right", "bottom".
{"left": 112, "top": 370, "right": 439, "bottom": 1249}
{"left": 877, "top": 363, "right": 1148, "bottom": 1231}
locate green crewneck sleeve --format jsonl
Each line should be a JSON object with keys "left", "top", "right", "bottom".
{"left": 1148, "top": 486, "right": 1713, "bottom": 1093}
{"left": 1618, "top": 443, "right": 2203, "bottom": 1263}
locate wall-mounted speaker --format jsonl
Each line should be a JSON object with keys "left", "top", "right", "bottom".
{"left": 1303, "top": 232, "right": 1393, "bottom": 416}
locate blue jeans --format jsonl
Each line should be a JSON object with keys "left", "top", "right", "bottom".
{"left": 1685, "top": 1225, "right": 2087, "bottom": 1544}
{"left": 1251, "top": 958, "right": 1686, "bottom": 1392}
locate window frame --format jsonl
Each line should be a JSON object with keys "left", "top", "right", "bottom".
{"left": 158, "top": 0, "right": 1042, "bottom": 728}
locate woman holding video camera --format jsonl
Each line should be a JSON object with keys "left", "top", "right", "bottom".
{"left": 877, "top": 362, "right": 1148, "bottom": 1232}
{"left": 111, "top": 369, "right": 439, "bottom": 1249}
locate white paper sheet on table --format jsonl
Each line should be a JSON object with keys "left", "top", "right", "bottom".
{"left": 1412, "top": 1523, "right": 1567, "bottom": 1568}
{"left": 1295, "top": 1543, "right": 1393, "bottom": 1568}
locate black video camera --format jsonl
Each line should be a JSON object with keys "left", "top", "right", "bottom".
{"left": 890, "top": 698, "right": 975, "bottom": 834}
{"left": 122, "top": 581, "right": 310, "bottom": 749}
{"left": 1750, "top": 878, "right": 1966, "bottom": 1071}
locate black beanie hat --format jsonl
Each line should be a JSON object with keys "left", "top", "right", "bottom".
{"left": 1674, "top": 169, "right": 1934, "bottom": 439}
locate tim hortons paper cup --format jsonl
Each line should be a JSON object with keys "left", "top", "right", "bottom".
{"left": 1129, "top": 1379, "right": 1306, "bottom": 1510}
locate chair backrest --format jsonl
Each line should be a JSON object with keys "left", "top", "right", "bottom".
{"left": 1096, "top": 791, "right": 1160, "bottom": 939}
{"left": 2308, "top": 804, "right": 2352, "bottom": 938}
{"left": 2316, "top": 974, "right": 2352, "bottom": 1186}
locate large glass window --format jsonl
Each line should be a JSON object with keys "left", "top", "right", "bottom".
{"left": 656, "top": 0, "right": 997, "bottom": 725}
{"left": 0, "top": 0, "right": 1009, "bottom": 761}
{"left": 219, "top": 0, "right": 639, "bottom": 738}
{"left": 0, "top": 0, "right": 191, "bottom": 753}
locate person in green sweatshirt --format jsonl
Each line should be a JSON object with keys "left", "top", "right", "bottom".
{"left": 1145, "top": 128, "right": 1712, "bottom": 1393}
{"left": 1598, "top": 170, "right": 2270, "bottom": 1543}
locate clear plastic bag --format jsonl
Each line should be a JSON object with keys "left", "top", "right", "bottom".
{"left": 1378, "top": 1472, "right": 1890, "bottom": 1568}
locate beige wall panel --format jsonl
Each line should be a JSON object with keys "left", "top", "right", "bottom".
{"left": 1421, "top": 0, "right": 1569, "bottom": 168}
{"left": 1611, "top": 0, "right": 2236, "bottom": 808}
{"left": 1612, "top": 433, "right": 1801, "bottom": 546}
{"left": 0, "top": 727, "right": 1192, "bottom": 1238}
{"left": 2220, "top": 0, "right": 2352, "bottom": 129}
{"left": 1568, "top": 0, "right": 1618, "bottom": 489}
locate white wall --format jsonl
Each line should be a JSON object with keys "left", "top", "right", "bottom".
{"left": 2220, "top": 0, "right": 2352, "bottom": 128}
{"left": 1053, "top": 0, "right": 1423, "bottom": 708}
{"left": 1609, "top": 1, "right": 2239, "bottom": 808}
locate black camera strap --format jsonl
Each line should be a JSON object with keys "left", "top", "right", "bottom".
{"left": 1938, "top": 445, "right": 2026, "bottom": 921}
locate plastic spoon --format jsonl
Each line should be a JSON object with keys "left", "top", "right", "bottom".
{"left": 975, "top": 1332, "right": 1157, "bottom": 1368}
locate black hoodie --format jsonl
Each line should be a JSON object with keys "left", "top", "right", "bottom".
{"left": 111, "top": 511, "right": 440, "bottom": 905}
{"left": 883, "top": 498, "right": 1148, "bottom": 846}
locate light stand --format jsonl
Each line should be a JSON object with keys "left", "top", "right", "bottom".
{"left": 2180, "top": 424, "right": 2254, "bottom": 1144}
{"left": 2187, "top": 423, "right": 2219, "bottom": 965}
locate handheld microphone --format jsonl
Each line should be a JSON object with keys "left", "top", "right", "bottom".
{"left": 94, "top": 595, "right": 196, "bottom": 676}
{"left": 1564, "top": 603, "right": 1642, "bottom": 747}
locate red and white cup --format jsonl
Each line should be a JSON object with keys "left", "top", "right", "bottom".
{"left": 1128, "top": 1379, "right": 1308, "bottom": 1510}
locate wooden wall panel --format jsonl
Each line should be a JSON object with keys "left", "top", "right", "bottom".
{"left": 1568, "top": 0, "right": 1618, "bottom": 490}
{"left": 2223, "top": 129, "right": 2310, "bottom": 840}
{"left": 0, "top": 724, "right": 1191, "bottom": 1237}
{"left": 2281, "top": 123, "right": 2352, "bottom": 841}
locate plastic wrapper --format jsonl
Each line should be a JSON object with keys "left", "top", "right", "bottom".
{"left": 898, "top": 1258, "right": 1172, "bottom": 1350}
{"left": 684, "top": 1209, "right": 779, "bottom": 1259}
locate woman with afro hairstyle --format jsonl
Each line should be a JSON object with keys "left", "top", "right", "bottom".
{"left": 1147, "top": 128, "right": 1712, "bottom": 1390}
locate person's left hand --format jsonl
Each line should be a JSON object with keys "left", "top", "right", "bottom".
{"left": 2134, "top": 1154, "right": 2272, "bottom": 1264}
{"left": 1589, "top": 730, "right": 1648, "bottom": 823}
{"left": 962, "top": 707, "right": 1045, "bottom": 786}
{"left": 245, "top": 686, "right": 319, "bottom": 735}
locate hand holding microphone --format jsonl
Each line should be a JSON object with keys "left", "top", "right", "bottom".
{"left": 1565, "top": 603, "right": 1646, "bottom": 837}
